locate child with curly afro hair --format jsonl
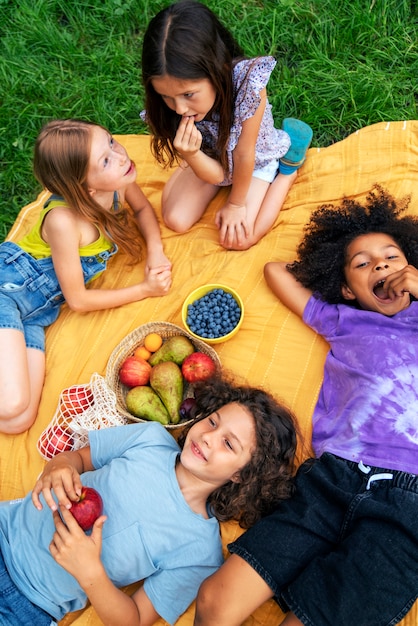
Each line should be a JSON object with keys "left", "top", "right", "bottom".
{"left": 194, "top": 185, "right": 418, "bottom": 626}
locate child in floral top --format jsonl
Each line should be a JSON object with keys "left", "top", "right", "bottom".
{"left": 141, "top": 0, "right": 312, "bottom": 250}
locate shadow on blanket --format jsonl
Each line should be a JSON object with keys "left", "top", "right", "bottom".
{"left": 1, "top": 121, "right": 418, "bottom": 626}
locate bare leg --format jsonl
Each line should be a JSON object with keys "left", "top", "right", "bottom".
{"left": 222, "top": 171, "right": 297, "bottom": 251}
{"left": 0, "top": 329, "right": 45, "bottom": 434}
{"left": 194, "top": 554, "right": 274, "bottom": 626}
{"left": 162, "top": 164, "right": 218, "bottom": 233}
{"left": 251, "top": 171, "right": 297, "bottom": 242}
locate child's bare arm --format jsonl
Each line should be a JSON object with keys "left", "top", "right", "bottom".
{"left": 125, "top": 182, "right": 172, "bottom": 271}
{"left": 216, "top": 89, "right": 266, "bottom": 248}
{"left": 31, "top": 447, "right": 93, "bottom": 511}
{"left": 46, "top": 206, "right": 170, "bottom": 307}
{"left": 52, "top": 508, "right": 160, "bottom": 626}
{"left": 264, "top": 261, "right": 312, "bottom": 318}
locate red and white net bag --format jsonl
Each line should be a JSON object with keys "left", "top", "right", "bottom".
{"left": 37, "top": 372, "right": 129, "bottom": 460}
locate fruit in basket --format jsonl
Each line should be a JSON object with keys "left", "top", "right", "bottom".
{"left": 39, "top": 425, "right": 74, "bottom": 459}
{"left": 119, "top": 356, "right": 152, "bottom": 387}
{"left": 150, "top": 361, "right": 184, "bottom": 425}
{"left": 148, "top": 335, "right": 195, "bottom": 366}
{"left": 126, "top": 386, "right": 170, "bottom": 425}
{"left": 144, "top": 332, "right": 163, "bottom": 352}
{"left": 70, "top": 486, "right": 103, "bottom": 531}
{"left": 179, "top": 397, "right": 197, "bottom": 421}
{"left": 182, "top": 352, "right": 217, "bottom": 383}
{"left": 134, "top": 345, "right": 151, "bottom": 361}
{"left": 60, "top": 385, "right": 94, "bottom": 416}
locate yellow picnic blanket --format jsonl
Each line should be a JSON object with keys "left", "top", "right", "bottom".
{"left": 1, "top": 121, "right": 418, "bottom": 626}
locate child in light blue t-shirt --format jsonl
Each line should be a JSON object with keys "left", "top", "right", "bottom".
{"left": 0, "top": 375, "right": 297, "bottom": 626}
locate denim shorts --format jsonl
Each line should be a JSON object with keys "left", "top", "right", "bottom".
{"left": 0, "top": 241, "right": 116, "bottom": 351}
{"left": 229, "top": 453, "right": 418, "bottom": 626}
{"left": 0, "top": 549, "right": 56, "bottom": 626}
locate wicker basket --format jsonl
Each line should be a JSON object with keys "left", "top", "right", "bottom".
{"left": 105, "top": 322, "right": 221, "bottom": 430}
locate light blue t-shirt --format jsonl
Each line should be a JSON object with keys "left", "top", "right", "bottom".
{"left": 0, "top": 422, "right": 223, "bottom": 624}
{"left": 304, "top": 295, "right": 418, "bottom": 474}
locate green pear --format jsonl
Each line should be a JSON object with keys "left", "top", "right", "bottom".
{"left": 150, "top": 361, "right": 184, "bottom": 424}
{"left": 148, "top": 335, "right": 195, "bottom": 366}
{"left": 125, "top": 386, "right": 170, "bottom": 425}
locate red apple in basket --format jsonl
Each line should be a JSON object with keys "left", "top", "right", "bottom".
{"left": 60, "top": 385, "right": 94, "bottom": 417}
{"left": 39, "top": 425, "right": 74, "bottom": 459}
{"left": 70, "top": 486, "right": 103, "bottom": 531}
{"left": 181, "top": 352, "right": 216, "bottom": 383}
{"left": 119, "top": 356, "right": 152, "bottom": 387}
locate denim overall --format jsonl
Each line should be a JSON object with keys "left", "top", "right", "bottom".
{"left": 0, "top": 240, "right": 117, "bottom": 350}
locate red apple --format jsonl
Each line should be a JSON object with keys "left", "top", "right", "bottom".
{"left": 181, "top": 352, "right": 217, "bottom": 383}
{"left": 70, "top": 486, "right": 103, "bottom": 531}
{"left": 60, "top": 385, "right": 94, "bottom": 417}
{"left": 39, "top": 425, "right": 74, "bottom": 459}
{"left": 119, "top": 356, "right": 152, "bottom": 387}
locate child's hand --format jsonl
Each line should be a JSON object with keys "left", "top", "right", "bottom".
{"left": 145, "top": 248, "right": 172, "bottom": 273}
{"left": 384, "top": 265, "right": 418, "bottom": 299}
{"left": 143, "top": 265, "right": 172, "bottom": 296}
{"left": 215, "top": 202, "right": 250, "bottom": 249}
{"left": 50, "top": 507, "right": 107, "bottom": 584}
{"left": 173, "top": 116, "right": 202, "bottom": 157}
{"left": 32, "top": 460, "right": 83, "bottom": 513}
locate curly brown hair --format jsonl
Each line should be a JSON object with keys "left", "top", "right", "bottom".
{"left": 178, "top": 373, "right": 298, "bottom": 529}
{"left": 288, "top": 185, "right": 418, "bottom": 304}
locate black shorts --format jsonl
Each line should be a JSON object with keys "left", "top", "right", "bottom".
{"left": 229, "top": 453, "right": 418, "bottom": 626}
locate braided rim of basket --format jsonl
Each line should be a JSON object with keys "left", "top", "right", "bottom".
{"left": 105, "top": 322, "right": 221, "bottom": 429}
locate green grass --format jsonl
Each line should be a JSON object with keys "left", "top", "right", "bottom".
{"left": 1, "top": 0, "right": 417, "bottom": 239}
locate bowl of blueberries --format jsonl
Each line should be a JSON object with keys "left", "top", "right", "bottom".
{"left": 182, "top": 284, "right": 244, "bottom": 344}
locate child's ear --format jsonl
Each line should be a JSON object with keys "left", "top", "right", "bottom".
{"left": 230, "top": 471, "right": 241, "bottom": 483}
{"left": 341, "top": 283, "right": 356, "bottom": 301}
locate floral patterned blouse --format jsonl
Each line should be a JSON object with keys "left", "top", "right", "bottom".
{"left": 196, "top": 56, "right": 291, "bottom": 186}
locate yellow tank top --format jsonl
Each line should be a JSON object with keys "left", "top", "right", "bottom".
{"left": 18, "top": 196, "right": 113, "bottom": 259}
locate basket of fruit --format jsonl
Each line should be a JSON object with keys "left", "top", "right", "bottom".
{"left": 105, "top": 322, "right": 221, "bottom": 430}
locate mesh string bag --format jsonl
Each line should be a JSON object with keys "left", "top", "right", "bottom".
{"left": 37, "top": 372, "right": 129, "bottom": 460}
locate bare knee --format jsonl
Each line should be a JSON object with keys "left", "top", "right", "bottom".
{"left": 220, "top": 233, "right": 258, "bottom": 251}
{"left": 162, "top": 196, "right": 208, "bottom": 233}
{"left": 162, "top": 209, "right": 192, "bottom": 234}
{"left": 195, "top": 576, "right": 220, "bottom": 625}
{"left": 1, "top": 392, "right": 30, "bottom": 420}
{"left": 0, "top": 395, "right": 36, "bottom": 434}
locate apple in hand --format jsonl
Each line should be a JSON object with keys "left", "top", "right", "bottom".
{"left": 70, "top": 486, "right": 103, "bottom": 531}
{"left": 181, "top": 352, "right": 216, "bottom": 383}
{"left": 39, "top": 426, "right": 74, "bottom": 459}
{"left": 119, "top": 356, "right": 152, "bottom": 387}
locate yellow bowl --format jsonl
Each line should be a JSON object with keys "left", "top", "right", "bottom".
{"left": 182, "top": 284, "right": 244, "bottom": 345}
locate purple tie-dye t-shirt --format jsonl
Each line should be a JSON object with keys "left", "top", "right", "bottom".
{"left": 304, "top": 295, "right": 418, "bottom": 474}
